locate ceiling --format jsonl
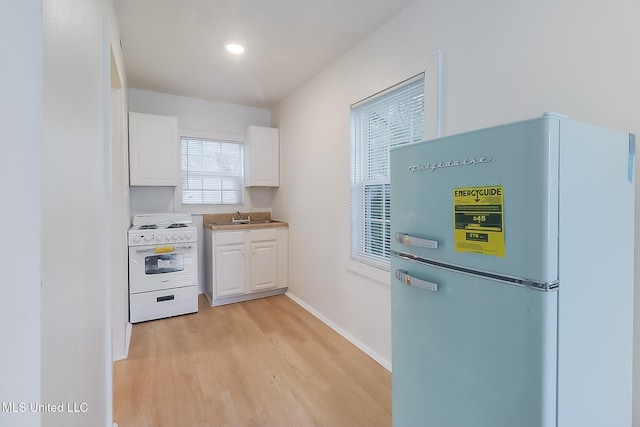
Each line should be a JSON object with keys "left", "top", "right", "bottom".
{"left": 113, "top": 0, "right": 415, "bottom": 109}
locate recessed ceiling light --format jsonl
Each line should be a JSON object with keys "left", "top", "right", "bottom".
{"left": 226, "top": 43, "right": 245, "bottom": 54}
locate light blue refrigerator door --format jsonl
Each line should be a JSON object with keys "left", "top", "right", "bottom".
{"left": 391, "top": 257, "right": 558, "bottom": 427}
{"left": 390, "top": 116, "right": 559, "bottom": 284}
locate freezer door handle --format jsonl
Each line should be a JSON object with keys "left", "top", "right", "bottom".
{"left": 395, "top": 232, "right": 438, "bottom": 249}
{"left": 395, "top": 269, "right": 438, "bottom": 292}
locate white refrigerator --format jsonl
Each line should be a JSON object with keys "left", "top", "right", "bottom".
{"left": 390, "top": 113, "right": 634, "bottom": 426}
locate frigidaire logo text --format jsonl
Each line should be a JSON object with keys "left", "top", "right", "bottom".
{"left": 408, "top": 156, "right": 492, "bottom": 173}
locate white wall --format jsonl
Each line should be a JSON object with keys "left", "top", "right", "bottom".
{"left": 127, "top": 89, "right": 272, "bottom": 293}
{"left": 272, "top": 0, "right": 640, "bottom": 421}
{"left": 42, "top": 0, "right": 126, "bottom": 426}
{"left": 0, "top": 1, "right": 42, "bottom": 426}
{"left": 110, "top": 51, "right": 131, "bottom": 362}
{"left": 128, "top": 88, "right": 272, "bottom": 213}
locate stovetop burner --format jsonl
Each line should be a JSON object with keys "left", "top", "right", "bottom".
{"left": 129, "top": 213, "right": 196, "bottom": 246}
{"left": 135, "top": 223, "right": 189, "bottom": 230}
{"left": 167, "top": 223, "right": 187, "bottom": 228}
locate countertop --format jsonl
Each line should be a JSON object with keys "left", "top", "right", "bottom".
{"left": 203, "top": 212, "right": 288, "bottom": 231}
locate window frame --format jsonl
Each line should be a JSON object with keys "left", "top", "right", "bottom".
{"left": 173, "top": 129, "right": 250, "bottom": 214}
{"left": 350, "top": 75, "right": 425, "bottom": 270}
{"left": 347, "top": 50, "right": 442, "bottom": 283}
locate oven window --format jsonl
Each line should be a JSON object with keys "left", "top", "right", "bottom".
{"left": 144, "top": 253, "right": 184, "bottom": 274}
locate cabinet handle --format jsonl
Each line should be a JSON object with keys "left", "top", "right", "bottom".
{"left": 136, "top": 245, "right": 192, "bottom": 253}
{"left": 395, "top": 232, "right": 438, "bottom": 249}
{"left": 395, "top": 269, "right": 438, "bottom": 292}
{"left": 157, "top": 295, "right": 175, "bottom": 302}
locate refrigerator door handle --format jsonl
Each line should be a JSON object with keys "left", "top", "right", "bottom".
{"left": 395, "top": 232, "right": 438, "bottom": 249}
{"left": 395, "top": 269, "right": 438, "bottom": 292}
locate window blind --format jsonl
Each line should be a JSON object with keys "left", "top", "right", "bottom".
{"left": 350, "top": 75, "right": 425, "bottom": 270}
{"left": 181, "top": 137, "right": 243, "bottom": 205}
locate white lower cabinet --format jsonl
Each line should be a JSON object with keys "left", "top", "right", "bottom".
{"left": 215, "top": 243, "right": 247, "bottom": 297}
{"left": 250, "top": 240, "right": 277, "bottom": 291}
{"left": 204, "top": 227, "right": 288, "bottom": 306}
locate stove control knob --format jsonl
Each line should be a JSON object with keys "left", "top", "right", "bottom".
{"left": 144, "top": 235, "right": 151, "bottom": 242}
{"left": 179, "top": 233, "right": 185, "bottom": 240}
{"left": 156, "top": 234, "right": 163, "bottom": 242}
{"left": 133, "top": 235, "right": 141, "bottom": 243}
{"left": 172, "top": 233, "right": 178, "bottom": 240}
{"left": 186, "top": 232, "right": 192, "bottom": 239}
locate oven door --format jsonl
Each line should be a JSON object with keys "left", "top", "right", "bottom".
{"left": 129, "top": 243, "right": 197, "bottom": 294}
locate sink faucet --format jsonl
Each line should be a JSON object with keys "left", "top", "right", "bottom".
{"left": 232, "top": 211, "right": 252, "bottom": 223}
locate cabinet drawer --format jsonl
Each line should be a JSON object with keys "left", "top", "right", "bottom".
{"left": 130, "top": 285, "right": 198, "bottom": 323}
{"left": 250, "top": 228, "right": 277, "bottom": 242}
{"left": 215, "top": 231, "right": 245, "bottom": 245}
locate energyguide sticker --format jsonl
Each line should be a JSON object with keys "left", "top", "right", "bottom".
{"left": 453, "top": 185, "right": 505, "bottom": 257}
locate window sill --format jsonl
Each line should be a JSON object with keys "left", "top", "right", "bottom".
{"left": 346, "top": 259, "right": 391, "bottom": 287}
{"left": 175, "top": 202, "right": 246, "bottom": 215}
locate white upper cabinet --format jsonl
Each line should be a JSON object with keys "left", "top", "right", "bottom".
{"left": 129, "top": 112, "right": 179, "bottom": 186}
{"left": 244, "top": 125, "right": 279, "bottom": 187}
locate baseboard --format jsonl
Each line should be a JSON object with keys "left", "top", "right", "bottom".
{"left": 285, "top": 292, "right": 392, "bottom": 372}
{"left": 210, "top": 287, "right": 287, "bottom": 307}
{"left": 113, "top": 322, "right": 132, "bottom": 362}
{"left": 125, "top": 322, "right": 132, "bottom": 357}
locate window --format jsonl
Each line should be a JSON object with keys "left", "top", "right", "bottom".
{"left": 180, "top": 136, "right": 243, "bottom": 205}
{"left": 350, "top": 75, "right": 425, "bottom": 270}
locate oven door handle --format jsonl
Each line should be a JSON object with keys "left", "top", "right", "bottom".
{"left": 135, "top": 245, "right": 193, "bottom": 253}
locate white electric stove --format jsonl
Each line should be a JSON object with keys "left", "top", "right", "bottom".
{"left": 128, "top": 213, "right": 198, "bottom": 323}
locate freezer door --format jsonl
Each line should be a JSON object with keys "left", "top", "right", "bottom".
{"left": 390, "top": 116, "right": 559, "bottom": 283}
{"left": 391, "top": 256, "right": 558, "bottom": 427}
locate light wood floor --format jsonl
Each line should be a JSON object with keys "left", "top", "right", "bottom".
{"left": 114, "top": 294, "right": 391, "bottom": 427}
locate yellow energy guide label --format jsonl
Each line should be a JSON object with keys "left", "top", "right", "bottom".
{"left": 453, "top": 185, "right": 505, "bottom": 257}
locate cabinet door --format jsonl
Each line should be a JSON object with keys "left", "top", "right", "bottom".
{"left": 245, "top": 125, "right": 279, "bottom": 187}
{"left": 215, "top": 244, "right": 247, "bottom": 297}
{"left": 250, "top": 241, "right": 277, "bottom": 291}
{"left": 129, "top": 112, "right": 178, "bottom": 186}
